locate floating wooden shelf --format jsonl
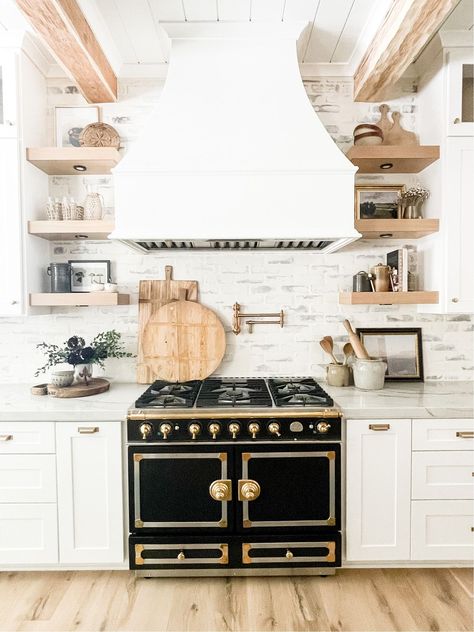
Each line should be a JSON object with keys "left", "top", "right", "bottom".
{"left": 30, "top": 293, "right": 130, "bottom": 307}
{"left": 26, "top": 147, "right": 121, "bottom": 175}
{"left": 339, "top": 291, "right": 439, "bottom": 305}
{"left": 346, "top": 145, "right": 439, "bottom": 173}
{"left": 28, "top": 220, "right": 114, "bottom": 241}
{"left": 355, "top": 218, "right": 439, "bottom": 239}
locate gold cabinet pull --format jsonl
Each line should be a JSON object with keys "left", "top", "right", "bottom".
{"left": 238, "top": 479, "right": 261, "bottom": 501}
{"left": 0, "top": 434, "right": 13, "bottom": 441}
{"left": 78, "top": 426, "right": 99, "bottom": 434}
{"left": 369, "top": 424, "right": 391, "bottom": 431}
{"left": 285, "top": 549, "right": 294, "bottom": 560}
{"left": 456, "top": 431, "right": 474, "bottom": 439}
{"left": 209, "top": 479, "right": 232, "bottom": 502}
{"left": 177, "top": 551, "right": 185, "bottom": 561}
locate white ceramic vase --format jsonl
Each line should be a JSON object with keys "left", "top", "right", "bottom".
{"left": 74, "top": 363, "right": 93, "bottom": 385}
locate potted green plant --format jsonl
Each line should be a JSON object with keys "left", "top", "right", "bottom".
{"left": 35, "top": 330, "right": 133, "bottom": 385}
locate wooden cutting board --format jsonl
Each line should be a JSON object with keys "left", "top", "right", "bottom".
{"left": 47, "top": 378, "right": 110, "bottom": 398}
{"left": 137, "top": 266, "right": 198, "bottom": 383}
{"left": 142, "top": 291, "right": 226, "bottom": 382}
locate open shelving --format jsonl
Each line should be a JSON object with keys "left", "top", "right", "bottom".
{"left": 26, "top": 147, "right": 121, "bottom": 175}
{"left": 28, "top": 220, "right": 114, "bottom": 241}
{"left": 339, "top": 291, "right": 439, "bottom": 305}
{"left": 355, "top": 218, "right": 439, "bottom": 239}
{"left": 346, "top": 145, "right": 439, "bottom": 173}
{"left": 29, "top": 293, "right": 130, "bottom": 307}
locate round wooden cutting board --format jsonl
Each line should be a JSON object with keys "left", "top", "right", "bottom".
{"left": 143, "top": 294, "right": 226, "bottom": 382}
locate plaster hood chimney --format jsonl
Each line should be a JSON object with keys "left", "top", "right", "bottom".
{"left": 111, "top": 22, "right": 360, "bottom": 252}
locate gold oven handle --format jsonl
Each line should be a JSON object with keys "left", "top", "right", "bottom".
{"left": 209, "top": 479, "right": 232, "bottom": 502}
{"left": 238, "top": 479, "right": 261, "bottom": 501}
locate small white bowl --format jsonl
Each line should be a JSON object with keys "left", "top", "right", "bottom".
{"left": 50, "top": 370, "right": 74, "bottom": 387}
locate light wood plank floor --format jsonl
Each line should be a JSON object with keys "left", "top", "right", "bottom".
{"left": 0, "top": 568, "right": 471, "bottom": 632}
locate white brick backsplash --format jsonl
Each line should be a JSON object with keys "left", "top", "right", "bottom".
{"left": 1, "top": 76, "right": 471, "bottom": 383}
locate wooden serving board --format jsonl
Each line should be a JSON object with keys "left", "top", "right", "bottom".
{"left": 47, "top": 378, "right": 110, "bottom": 398}
{"left": 143, "top": 292, "right": 226, "bottom": 383}
{"left": 137, "top": 266, "right": 199, "bottom": 383}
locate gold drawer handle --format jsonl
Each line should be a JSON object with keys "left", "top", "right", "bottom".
{"left": 209, "top": 480, "right": 232, "bottom": 502}
{"left": 238, "top": 479, "right": 261, "bottom": 501}
{"left": 457, "top": 431, "right": 474, "bottom": 439}
{"left": 78, "top": 427, "right": 99, "bottom": 434}
{"left": 0, "top": 434, "right": 13, "bottom": 441}
{"left": 369, "top": 424, "right": 391, "bottom": 431}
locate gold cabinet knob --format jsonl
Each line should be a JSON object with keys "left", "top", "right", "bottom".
{"left": 177, "top": 551, "right": 185, "bottom": 561}
{"left": 239, "top": 480, "right": 261, "bottom": 501}
{"left": 268, "top": 422, "right": 281, "bottom": 437}
{"left": 188, "top": 422, "right": 201, "bottom": 440}
{"left": 139, "top": 423, "right": 153, "bottom": 440}
{"left": 159, "top": 423, "right": 172, "bottom": 439}
{"left": 229, "top": 422, "right": 240, "bottom": 439}
{"left": 248, "top": 422, "right": 260, "bottom": 439}
{"left": 286, "top": 549, "right": 294, "bottom": 560}
{"left": 452, "top": 297, "right": 459, "bottom": 303}
{"left": 208, "top": 422, "right": 221, "bottom": 440}
{"left": 209, "top": 479, "right": 232, "bottom": 501}
{"left": 316, "top": 421, "right": 331, "bottom": 434}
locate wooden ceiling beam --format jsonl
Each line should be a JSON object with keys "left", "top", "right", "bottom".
{"left": 354, "top": 0, "right": 461, "bottom": 102}
{"left": 15, "top": 0, "right": 117, "bottom": 103}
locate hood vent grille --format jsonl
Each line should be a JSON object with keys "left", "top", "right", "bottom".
{"left": 134, "top": 239, "right": 335, "bottom": 252}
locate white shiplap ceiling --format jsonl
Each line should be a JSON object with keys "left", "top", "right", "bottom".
{"left": 77, "top": 0, "right": 392, "bottom": 76}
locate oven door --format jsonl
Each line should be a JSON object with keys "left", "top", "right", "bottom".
{"left": 129, "top": 445, "right": 233, "bottom": 533}
{"left": 235, "top": 444, "right": 340, "bottom": 532}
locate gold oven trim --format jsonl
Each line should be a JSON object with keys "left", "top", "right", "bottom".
{"left": 128, "top": 409, "right": 341, "bottom": 421}
{"left": 134, "top": 543, "right": 229, "bottom": 566}
{"left": 242, "top": 541, "right": 337, "bottom": 565}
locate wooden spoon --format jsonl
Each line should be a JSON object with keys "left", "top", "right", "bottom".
{"left": 319, "top": 338, "right": 339, "bottom": 365}
{"left": 342, "top": 342, "right": 355, "bottom": 365}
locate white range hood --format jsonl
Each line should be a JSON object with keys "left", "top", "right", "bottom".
{"left": 111, "top": 22, "right": 360, "bottom": 253}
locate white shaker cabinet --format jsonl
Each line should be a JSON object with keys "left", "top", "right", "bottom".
{"left": 346, "top": 420, "right": 411, "bottom": 561}
{"left": 446, "top": 48, "right": 474, "bottom": 136}
{"left": 56, "top": 422, "right": 124, "bottom": 564}
{"left": 0, "top": 50, "right": 18, "bottom": 138}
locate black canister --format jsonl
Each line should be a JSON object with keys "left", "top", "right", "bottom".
{"left": 47, "top": 263, "right": 72, "bottom": 293}
{"left": 353, "top": 271, "right": 371, "bottom": 292}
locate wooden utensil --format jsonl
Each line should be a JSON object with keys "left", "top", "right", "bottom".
{"left": 47, "top": 378, "right": 110, "bottom": 398}
{"left": 342, "top": 342, "right": 355, "bottom": 365}
{"left": 137, "top": 266, "right": 198, "bottom": 383}
{"left": 319, "top": 338, "right": 339, "bottom": 365}
{"left": 143, "top": 289, "right": 226, "bottom": 382}
{"left": 342, "top": 319, "right": 370, "bottom": 360}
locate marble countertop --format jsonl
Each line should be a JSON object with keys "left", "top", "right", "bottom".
{"left": 0, "top": 381, "right": 472, "bottom": 422}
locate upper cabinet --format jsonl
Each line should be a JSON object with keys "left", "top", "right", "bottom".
{"left": 447, "top": 48, "right": 474, "bottom": 136}
{"left": 0, "top": 51, "right": 18, "bottom": 138}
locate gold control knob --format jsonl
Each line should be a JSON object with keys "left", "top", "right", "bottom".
{"left": 268, "top": 422, "right": 281, "bottom": 437}
{"left": 159, "top": 423, "right": 172, "bottom": 439}
{"left": 229, "top": 422, "right": 240, "bottom": 439}
{"left": 177, "top": 551, "right": 185, "bottom": 561}
{"left": 188, "top": 422, "right": 201, "bottom": 440}
{"left": 248, "top": 422, "right": 260, "bottom": 439}
{"left": 208, "top": 422, "right": 221, "bottom": 440}
{"left": 286, "top": 549, "right": 294, "bottom": 560}
{"left": 139, "top": 423, "right": 153, "bottom": 440}
{"left": 316, "top": 421, "right": 331, "bottom": 434}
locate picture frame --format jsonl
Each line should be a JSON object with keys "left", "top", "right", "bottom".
{"left": 55, "top": 106, "right": 100, "bottom": 148}
{"left": 355, "top": 327, "right": 424, "bottom": 382}
{"left": 355, "top": 185, "right": 405, "bottom": 220}
{"left": 69, "top": 260, "right": 111, "bottom": 293}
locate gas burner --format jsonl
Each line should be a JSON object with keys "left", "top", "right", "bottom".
{"left": 268, "top": 377, "right": 334, "bottom": 408}
{"left": 197, "top": 378, "right": 272, "bottom": 408}
{"left": 135, "top": 380, "right": 201, "bottom": 409}
{"left": 279, "top": 394, "right": 328, "bottom": 406}
{"left": 274, "top": 382, "right": 315, "bottom": 395}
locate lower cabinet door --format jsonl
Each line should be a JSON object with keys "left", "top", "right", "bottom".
{"left": 412, "top": 451, "right": 474, "bottom": 500}
{"left": 56, "top": 422, "right": 123, "bottom": 564}
{"left": 0, "top": 503, "right": 58, "bottom": 564}
{"left": 346, "top": 419, "right": 411, "bottom": 561}
{"left": 411, "top": 500, "right": 474, "bottom": 561}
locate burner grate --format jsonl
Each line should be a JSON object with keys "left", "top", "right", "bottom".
{"left": 197, "top": 378, "right": 273, "bottom": 408}
{"left": 135, "top": 380, "right": 201, "bottom": 409}
{"left": 268, "top": 377, "right": 334, "bottom": 408}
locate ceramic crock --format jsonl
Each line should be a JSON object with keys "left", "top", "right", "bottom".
{"left": 352, "top": 358, "right": 387, "bottom": 390}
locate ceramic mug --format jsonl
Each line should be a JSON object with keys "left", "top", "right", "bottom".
{"left": 326, "top": 363, "right": 351, "bottom": 387}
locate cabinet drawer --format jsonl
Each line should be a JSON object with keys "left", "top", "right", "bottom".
{"left": 130, "top": 537, "right": 228, "bottom": 570}
{"left": 0, "top": 422, "right": 55, "bottom": 453}
{"left": 0, "top": 503, "right": 58, "bottom": 564}
{"left": 412, "top": 419, "right": 474, "bottom": 451}
{"left": 412, "top": 451, "right": 474, "bottom": 500}
{"left": 0, "top": 455, "right": 56, "bottom": 502}
{"left": 411, "top": 500, "right": 474, "bottom": 561}
{"left": 241, "top": 536, "right": 340, "bottom": 568}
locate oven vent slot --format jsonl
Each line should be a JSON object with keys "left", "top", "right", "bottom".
{"left": 135, "top": 240, "right": 335, "bottom": 251}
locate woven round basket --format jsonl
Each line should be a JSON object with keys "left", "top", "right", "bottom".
{"left": 79, "top": 122, "right": 120, "bottom": 148}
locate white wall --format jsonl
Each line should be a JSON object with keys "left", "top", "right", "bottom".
{"left": 0, "top": 75, "right": 472, "bottom": 384}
